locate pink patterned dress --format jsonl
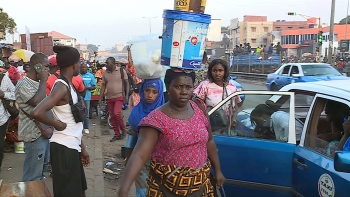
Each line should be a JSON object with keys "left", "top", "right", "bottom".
{"left": 138, "top": 100, "right": 209, "bottom": 169}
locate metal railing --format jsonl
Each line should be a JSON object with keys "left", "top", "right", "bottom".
{"left": 230, "top": 53, "right": 282, "bottom": 75}
{"left": 230, "top": 72, "right": 267, "bottom": 81}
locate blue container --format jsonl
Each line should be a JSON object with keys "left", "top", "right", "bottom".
{"left": 161, "top": 9, "right": 211, "bottom": 70}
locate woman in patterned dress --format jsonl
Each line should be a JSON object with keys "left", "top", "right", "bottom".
{"left": 118, "top": 68, "right": 225, "bottom": 197}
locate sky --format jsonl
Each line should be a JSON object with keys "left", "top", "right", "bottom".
{"left": 1, "top": 0, "right": 350, "bottom": 50}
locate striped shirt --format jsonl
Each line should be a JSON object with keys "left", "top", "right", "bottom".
{"left": 15, "top": 76, "right": 41, "bottom": 142}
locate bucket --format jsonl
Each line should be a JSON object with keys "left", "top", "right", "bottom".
{"left": 14, "top": 141, "right": 25, "bottom": 154}
{"left": 161, "top": 10, "right": 211, "bottom": 70}
{"left": 174, "top": 0, "right": 206, "bottom": 13}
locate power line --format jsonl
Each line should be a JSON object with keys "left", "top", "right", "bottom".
{"left": 210, "top": 0, "right": 328, "bottom": 7}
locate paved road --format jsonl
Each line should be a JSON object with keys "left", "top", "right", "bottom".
{"left": 235, "top": 80, "right": 272, "bottom": 109}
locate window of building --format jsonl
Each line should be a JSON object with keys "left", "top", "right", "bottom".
{"left": 251, "top": 38, "right": 257, "bottom": 43}
{"left": 264, "top": 27, "right": 269, "bottom": 32}
{"left": 263, "top": 38, "right": 268, "bottom": 43}
{"left": 296, "top": 35, "right": 300, "bottom": 44}
{"left": 66, "top": 40, "right": 71, "bottom": 42}
{"left": 276, "top": 27, "right": 281, "bottom": 31}
{"left": 251, "top": 27, "right": 256, "bottom": 32}
{"left": 288, "top": 27, "right": 293, "bottom": 29}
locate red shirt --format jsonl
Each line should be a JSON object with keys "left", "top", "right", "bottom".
{"left": 7, "top": 66, "right": 20, "bottom": 83}
{"left": 46, "top": 70, "right": 85, "bottom": 95}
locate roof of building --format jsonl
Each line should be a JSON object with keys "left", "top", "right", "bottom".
{"left": 48, "top": 31, "right": 75, "bottom": 39}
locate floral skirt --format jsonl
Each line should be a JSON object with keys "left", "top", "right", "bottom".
{"left": 146, "top": 160, "right": 214, "bottom": 197}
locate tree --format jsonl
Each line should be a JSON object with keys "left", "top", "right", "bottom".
{"left": 0, "top": 8, "right": 16, "bottom": 39}
{"left": 339, "top": 16, "right": 350, "bottom": 24}
{"left": 87, "top": 44, "right": 99, "bottom": 54}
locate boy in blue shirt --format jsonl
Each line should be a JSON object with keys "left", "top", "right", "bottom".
{"left": 80, "top": 63, "right": 96, "bottom": 134}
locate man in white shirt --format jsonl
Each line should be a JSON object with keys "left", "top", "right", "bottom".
{"left": 251, "top": 104, "right": 303, "bottom": 143}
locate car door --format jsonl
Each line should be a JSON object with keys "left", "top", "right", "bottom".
{"left": 275, "top": 65, "right": 291, "bottom": 89}
{"left": 292, "top": 94, "right": 350, "bottom": 197}
{"left": 209, "top": 91, "right": 297, "bottom": 197}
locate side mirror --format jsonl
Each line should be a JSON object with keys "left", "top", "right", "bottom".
{"left": 334, "top": 151, "right": 350, "bottom": 173}
{"left": 230, "top": 76, "right": 237, "bottom": 80}
{"left": 292, "top": 74, "right": 302, "bottom": 78}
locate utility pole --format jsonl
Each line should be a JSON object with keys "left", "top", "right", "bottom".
{"left": 328, "top": 0, "right": 336, "bottom": 64}
{"left": 344, "top": 0, "right": 349, "bottom": 39}
{"left": 142, "top": 16, "right": 157, "bottom": 34}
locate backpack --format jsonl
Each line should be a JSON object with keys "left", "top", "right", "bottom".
{"left": 120, "top": 67, "right": 140, "bottom": 97}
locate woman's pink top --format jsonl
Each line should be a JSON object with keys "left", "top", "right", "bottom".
{"left": 139, "top": 100, "right": 209, "bottom": 169}
{"left": 194, "top": 79, "right": 242, "bottom": 108}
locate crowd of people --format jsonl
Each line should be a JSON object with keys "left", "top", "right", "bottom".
{"left": 0, "top": 43, "right": 248, "bottom": 196}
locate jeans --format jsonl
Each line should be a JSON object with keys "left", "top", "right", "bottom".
{"left": 106, "top": 97, "right": 125, "bottom": 137}
{"left": 0, "top": 121, "right": 9, "bottom": 169}
{"left": 22, "top": 135, "right": 50, "bottom": 182}
{"left": 83, "top": 100, "right": 90, "bottom": 129}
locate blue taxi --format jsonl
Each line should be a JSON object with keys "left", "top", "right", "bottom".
{"left": 209, "top": 80, "right": 350, "bottom": 197}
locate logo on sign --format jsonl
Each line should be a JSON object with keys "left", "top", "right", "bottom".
{"left": 196, "top": 28, "right": 208, "bottom": 34}
{"left": 173, "top": 41, "right": 179, "bottom": 47}
{"left": 190, "top": 37, "right": 198, "bottom": 45}
{"left": 189, "top": 61, "right": 201, "bottom": 67}
{"left": 318, "top": 173, "right": 335, "bottom": 197}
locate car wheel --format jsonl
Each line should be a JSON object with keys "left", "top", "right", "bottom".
{"left": 270, "top": 84, "right": 278, "bottom": 91}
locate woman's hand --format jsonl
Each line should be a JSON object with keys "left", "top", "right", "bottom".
{"left": 54, "top": 120, "right": 67, "bottom": 131}
{"left": 81, "top": 148, "right": 90, "bottom": 167}
{"left": 42, "top": 127, "right": 54, "bottom": 139}
{"left": 215, "top": 171, "right": 226, "bottom": 188}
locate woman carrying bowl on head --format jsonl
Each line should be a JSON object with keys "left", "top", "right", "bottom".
{"left": 118, "top": 68, "right": 225, "bottom": 197}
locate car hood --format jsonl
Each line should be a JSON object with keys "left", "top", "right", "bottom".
{"left": 300, "top": 75, "right": 349, "bottom": 82}
{"left": 230, "top": 79, "right": 243, "bottom": 88}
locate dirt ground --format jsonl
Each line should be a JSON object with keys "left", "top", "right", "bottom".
{"left": 99, "top": 108, "right": 136, "bottom": 197}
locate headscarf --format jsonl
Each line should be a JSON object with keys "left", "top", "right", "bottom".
{"left": 164, "top": 68, "right": 196, "bottom": 85}
{"left": 128, "top": 78, "right": 165, "bottom": 131}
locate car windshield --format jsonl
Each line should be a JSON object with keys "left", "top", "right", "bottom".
{"left": 302, "top": 64, "right": 342, "bottom": 76}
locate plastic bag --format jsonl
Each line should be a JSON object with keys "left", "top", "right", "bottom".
{"left": 127, "top": 34, "right": 167, "bottom": 79}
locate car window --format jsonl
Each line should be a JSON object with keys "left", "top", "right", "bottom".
{"left": 290, "top": 66, "right": 300, "bottom": 75}
{"left": 301, "top": 64, "right": 342, "bottom": 76}
{"left": 281, "top": 65, "right": 291, "bottom": 75}
{"left": 304, "top": 97, "right": 350, "bottom": 159}
{"left": 210, "top": 93, "right": 295, "bottom": 143}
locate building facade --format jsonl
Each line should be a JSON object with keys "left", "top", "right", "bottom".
{"left": 280, "top": 25, "right": 350, "bottom": 57}
{"left": 49, "top": 31, "right": 76, "bottom": 47}
{"left": 207, "top": 19, "right": 222, "bottom": 42}
{"left": 229, "top": 15, "right": 316, "bottom": 50}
